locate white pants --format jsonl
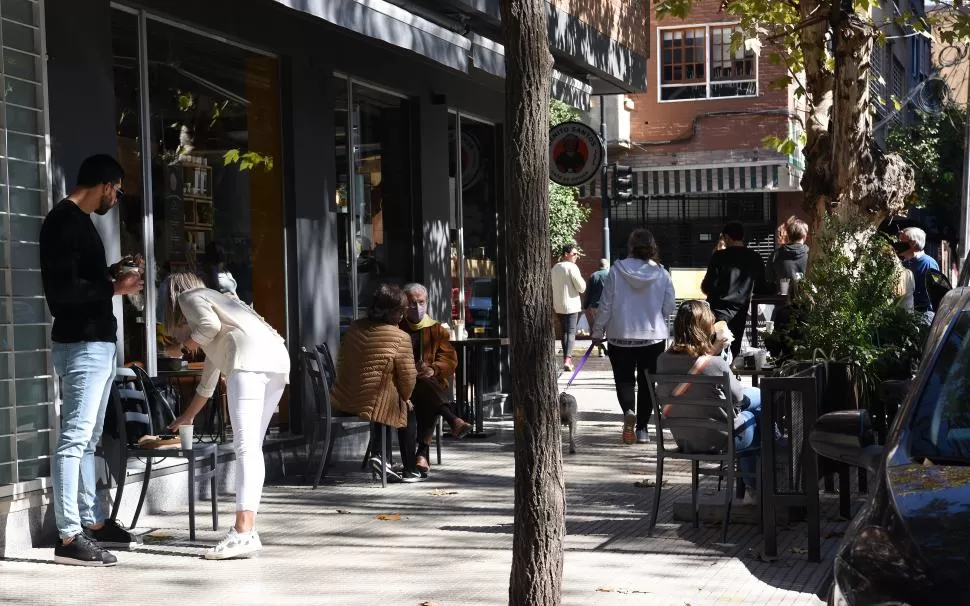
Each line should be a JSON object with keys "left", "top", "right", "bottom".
{"left": 226, "top": 370, "right": 287, "bottom": 513}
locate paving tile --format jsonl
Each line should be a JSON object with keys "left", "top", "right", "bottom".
{"left": 0, "top": 360, "right": 832, "bottom": 605}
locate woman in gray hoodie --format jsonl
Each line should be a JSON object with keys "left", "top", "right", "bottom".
{"left": 591, "top": 229, "right": 676, "bottom": 445}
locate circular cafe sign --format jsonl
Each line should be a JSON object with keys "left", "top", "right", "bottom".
{"left": 549, "top": 121, "right": 603, "bottom": 187}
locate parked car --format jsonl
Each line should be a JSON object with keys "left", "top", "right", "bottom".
{"left": 811, "top": 287, "right": 970, "bottom": 606}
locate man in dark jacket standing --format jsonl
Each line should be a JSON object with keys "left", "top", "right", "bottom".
{"left": 767, "top": 218, "right": 809, "bottom": 287}
{"left": 701, "top": 222, "right": 767, "bottom": 358}
{"left": 40, "top": 155, "right": 143, "bottom": 566}
{"left": 583, "top": 259, "right": 610, "bottom": 356}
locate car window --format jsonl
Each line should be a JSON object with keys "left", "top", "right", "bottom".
{"left": 910, "top": 310, "right": 970, "bottom": 463}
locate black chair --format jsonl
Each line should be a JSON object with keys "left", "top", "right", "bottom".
{"left": 302, "top": 346, "right": 387, "bottom": 487}
{"left": 106, "top": 367, "right": 219, "bottom": 541}
{"left": 302, "top": 344, "right": 442, "bottom": 488}
{"left": 648, "top": 371, "right": 761, "bottom": 543}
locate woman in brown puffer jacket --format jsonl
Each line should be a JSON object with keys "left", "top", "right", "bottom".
{"left": 330, "top": 283, "right": 420, "bottom": 482}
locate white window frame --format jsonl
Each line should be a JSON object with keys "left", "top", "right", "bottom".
{"left": 657, "top": 22, "right": 760, "bottom": 104}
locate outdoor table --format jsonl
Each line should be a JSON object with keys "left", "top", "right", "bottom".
{"left": 156, "top": 367, "right": 226, "bottom": 443}
{"left": 452, "top": 337, "right": 509, "bottom": 438}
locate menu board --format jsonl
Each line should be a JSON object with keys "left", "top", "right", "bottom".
{"left": 162, "top": 165, "right": 187, "bottom": 262}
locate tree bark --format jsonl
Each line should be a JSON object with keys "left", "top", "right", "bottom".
{"left": 501, "top": 1, "right": 564, "bottom": 605}
{"left": 799, "top": 0, "right": 835, "bottom": 232}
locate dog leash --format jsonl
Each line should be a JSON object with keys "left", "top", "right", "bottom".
{"left": 561, "top": 343, "right": 596, "bottom": 392}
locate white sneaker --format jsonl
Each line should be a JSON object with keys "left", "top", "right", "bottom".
{"left": 204, "top": 527, "right": 262, "bottom": 560}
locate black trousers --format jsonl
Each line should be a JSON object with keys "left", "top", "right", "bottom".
{"left": 607, "top": 341, "right": 666, "bottom": 430}
{"left": 412, "top": 379, "right": 458, "bottom": 458}
{"left": 726, "top": 306, "right": 749, "bottom": 358}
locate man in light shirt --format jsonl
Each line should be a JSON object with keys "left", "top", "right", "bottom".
{"left": 551, "top": 243, "right": 586, "bottom": 371}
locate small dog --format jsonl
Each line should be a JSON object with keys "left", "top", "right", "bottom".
{"left": 558, "top": 392, "right": 578, "bottom": 454}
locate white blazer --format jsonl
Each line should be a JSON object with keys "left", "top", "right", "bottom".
{"left": 177, "top": 287, "right": 290, "bottom": 398}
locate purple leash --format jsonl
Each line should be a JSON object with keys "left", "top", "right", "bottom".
{"left": 562, "top": 344, "right": 596, "bottom": 391}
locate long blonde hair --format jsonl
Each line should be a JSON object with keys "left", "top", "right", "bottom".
{"left": 162, "top": 271, "right": 206, "bottom": 337}
{"left": 669, "top": 300, "right": 716, "bottom": 358}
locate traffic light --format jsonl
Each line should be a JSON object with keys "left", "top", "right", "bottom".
{"left": 612, "top": 164, "right": 633, "bottom": 204}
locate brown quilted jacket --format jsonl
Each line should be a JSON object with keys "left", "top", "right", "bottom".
{"left": 398, "top": 320, "right": 458, "bottom": 391}
{"left": 330, "top": 320, "right": 417, "bottom": 428}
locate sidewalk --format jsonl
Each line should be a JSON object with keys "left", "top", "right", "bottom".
{"left": 0, "top": 360, "right": 842, "bottom": 606}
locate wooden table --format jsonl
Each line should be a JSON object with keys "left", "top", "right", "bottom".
{"left": 452, "top": 337, "right": 509, "bottom": 438}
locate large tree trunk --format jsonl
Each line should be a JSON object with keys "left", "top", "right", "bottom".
{"left": 501, "top": 1, "right": 564, "bottom": 605}
{"left": 800, "top": 0, "right": 914, "bottom": 244}
{"left": 799, "top": 0, "right": 835, "bottom": 232}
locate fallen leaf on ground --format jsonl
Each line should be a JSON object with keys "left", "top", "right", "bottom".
{"left": 335, "top": 509, "right": 352, "bottom": 514}
{"left": 429, "top": 489, "right": 458, "bottom": 496}
{"left": 791, "top": 546, "right": 808, "bottom": 555}
{"left": 596, "top": 585, "right": 614, "bottom": 592}
{"left": 143, "top": 530, "right": 174, "bottom": 541}
{"left": 419, "top": 601, "right": 439, "bottom": 606}
{"left": 634, "top": 479, "right": 666, "bottom": 488}
{"left": 376, "top": 513, "right": 402, "bottom": 521}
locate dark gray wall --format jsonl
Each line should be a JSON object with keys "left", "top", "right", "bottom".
{"left": 416, "top": 98, "right": 452, "bottom": 323}
{"left": 45, "top": 0, "right": 125, "bottom": 351}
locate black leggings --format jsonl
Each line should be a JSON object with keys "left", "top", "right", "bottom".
{"left": 607, "top": 341, "right": 666, "bottom": 430}
{"left": 412, "top": 379, "right": 458, "bottom": 459}
{"left": 558, "top": 313, "right": 579, "bottom": 358}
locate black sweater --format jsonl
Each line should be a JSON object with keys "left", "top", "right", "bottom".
{"left": 40, "top": 200, "right": 116, "bottom": 343}
{"left": 701, "top": 246, "right": 767, "bottom": 321}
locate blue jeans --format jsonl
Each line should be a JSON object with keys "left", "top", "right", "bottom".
{"left": 735, "top": 387, "right": 762, "bottom": 491}
{"left": 52, "top": 341, "right": 116, "bottom": 539}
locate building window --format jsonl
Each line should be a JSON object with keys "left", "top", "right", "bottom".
{"left": 891, "top": 58, "right": 905, "bottom": 123}
{"left": 660, "top": 25, "right": 757, "bottom": 102}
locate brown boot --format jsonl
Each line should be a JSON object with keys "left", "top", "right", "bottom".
{"left": 451, "top": 418, "right": 473, "bottom": 439}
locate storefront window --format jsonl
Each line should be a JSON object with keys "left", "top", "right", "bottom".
{"left": 449, "top": 116, "right": 501, "bottom": 337}
{"left": 110, "top": 11, "right": 287, "bottom": 421}
{"left": 334, "top": 78, "right": 413, "bottom": 335}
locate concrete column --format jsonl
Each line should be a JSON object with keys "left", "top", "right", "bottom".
{"left": 416, "top": 97, "right": 452, "bottom": 323}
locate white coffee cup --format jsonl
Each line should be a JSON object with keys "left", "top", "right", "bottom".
{"left": 778, "top": 278, "right": 790, "bottom": 296}
{"left": 178, "top": 424, "right": 194, "bottom": 450}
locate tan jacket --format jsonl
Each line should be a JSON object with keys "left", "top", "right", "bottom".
{"left": 330, "top": 320, "right": 416, "bottom": 428}
{"left": 398, "top": 320, "right": 457, "bottom": 391}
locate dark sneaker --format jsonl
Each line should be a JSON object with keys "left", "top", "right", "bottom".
{"left": 54, "top": 534, "right": 118, "bottom": 567}
{"left": 399, "top": 470, "right": 425, "bottom": 483}
{"left": 84, "top": 519, "right": 139, "bottom": 550}
{"left": 370, "top": 457, "right": 402, "bottom": 482}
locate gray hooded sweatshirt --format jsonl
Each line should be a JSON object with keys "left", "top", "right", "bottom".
{"left": 591, "top": 258, "right": 676, "bottom": 344}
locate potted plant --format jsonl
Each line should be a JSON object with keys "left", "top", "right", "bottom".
{"left": 773, "top": 212, "right": 925, "bottom": 432}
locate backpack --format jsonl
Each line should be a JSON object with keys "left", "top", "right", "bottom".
{"left": 104, "top": 366, "right": 179, "bottom": 445}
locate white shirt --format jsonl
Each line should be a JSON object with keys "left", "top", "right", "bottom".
{"left": 551, "top": 261, "right": 586, "bottom": 314}
{"left": 178, "top": 287, "right": 290, "bottom": 398}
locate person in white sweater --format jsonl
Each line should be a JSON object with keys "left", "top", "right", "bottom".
{"left": 591, "top": 229, "right": 676, "bottom": 445}
{"left": 163, "top": 272, "right": 289, "bottom": 560}
{"left": 551, "top": 243, "right": 586, "bottom": 371}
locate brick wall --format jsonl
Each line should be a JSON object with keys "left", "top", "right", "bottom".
{"left": 622, "top": 0, "right": 794, "bottom": 155}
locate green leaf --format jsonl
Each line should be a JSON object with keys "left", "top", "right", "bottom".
{"left": 223, "top": 149, "right": 240, "bottom": 165}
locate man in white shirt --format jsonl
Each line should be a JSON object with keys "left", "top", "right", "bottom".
{"left": 551, "top": 243, "right": 586, "bottom": 371}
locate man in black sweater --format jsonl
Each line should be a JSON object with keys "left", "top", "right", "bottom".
{"left": 40, "top": 155, "right": 143, "bottom": 566}
{"left": 701, "top": 222, "right": 767, "bottom": 358}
